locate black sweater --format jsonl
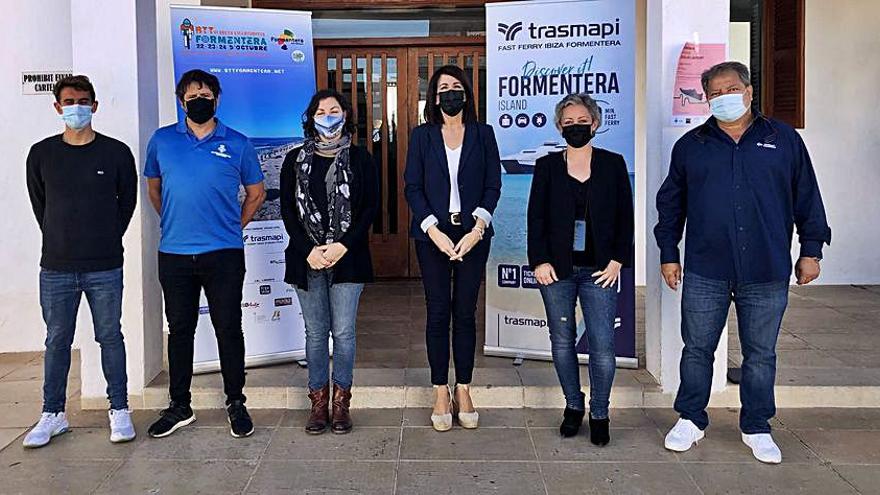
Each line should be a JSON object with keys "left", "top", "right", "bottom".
{"left": 280, "top": 144, "right": 378, "bottom": 290}
{"left": 26, "top": 133, "right": 137, "bottom": 272}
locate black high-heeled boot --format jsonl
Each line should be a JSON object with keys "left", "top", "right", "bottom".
{"left": 559, "top": 408, "right": 585, "bottom": 438}
{"left": 589, "top": 415, "right": 610, "bottom": 446}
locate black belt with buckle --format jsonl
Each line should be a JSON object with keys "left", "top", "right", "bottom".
{"left": 449, "top": 212, "right": 462, "bottom": 226}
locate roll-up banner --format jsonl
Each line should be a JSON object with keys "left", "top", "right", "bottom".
{"left": 485, "top": 0, "right": 637, "bottom": 367}
{"left": 169, "top": 6, "right": 316, "bottom": 372}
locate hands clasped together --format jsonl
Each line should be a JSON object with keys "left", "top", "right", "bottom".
{"left": 307, "top": 242, "right": 349, "bottom": 270}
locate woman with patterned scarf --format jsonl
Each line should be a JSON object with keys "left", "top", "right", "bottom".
{"left": 280, "top": 89, "right": 378, "bottom": 435}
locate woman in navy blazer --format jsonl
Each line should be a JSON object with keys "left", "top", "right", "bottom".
{"left": 404, "top": 65, "right": 502, "bottom": 432}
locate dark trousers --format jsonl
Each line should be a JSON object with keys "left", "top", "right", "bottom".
{"left": 415, "top": 225, "right": 491, "bottom": 386}
{"left": 158, "top": 249, "right": 246, "bottom": 406}
{"left": 675, "top": 271, "right": 788, "bottom": 434}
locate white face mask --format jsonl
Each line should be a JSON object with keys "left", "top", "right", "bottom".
{"left": 709, "top": 93, "right": 749, "bottom": 122}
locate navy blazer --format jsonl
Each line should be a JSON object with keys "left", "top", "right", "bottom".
{"left": 403, "top": 122, "right": 503, "bottom": 242}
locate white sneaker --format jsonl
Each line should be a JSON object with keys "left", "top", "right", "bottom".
{"left": 22, "top": 412, "right": 69, "bottom": 448}
{"left": 664, "top": 418, "right": 705, "bottom": 452}
{"left": 742, "top": 433, "right": 782, "bottom": 464}
{"left": 109, "top": 409, "right": 136, "bottom": 443}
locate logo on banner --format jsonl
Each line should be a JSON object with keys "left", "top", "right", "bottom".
{"left": 498, "top": 264, "right": 520, "bottom": 288}
{"left": 497, "top": 22, "right": 524, "bottom": 42}
{"left": 521, "top": 266, "right": 540, "bottom": 289}
{"left": 274, "top": 297, "right": 293, "bottom": 307}
{"left": 180, "top": 18, "right": 194, "bottom": 49}
{"left": 272, "top": 29, "right": 305, "bottom": 50}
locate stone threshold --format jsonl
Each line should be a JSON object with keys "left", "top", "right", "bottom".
{"left": 81, "top": 367, "right": 880, "bottom": 410}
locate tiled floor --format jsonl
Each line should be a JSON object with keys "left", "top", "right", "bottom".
{"left": 2, "top": 284, "right": 880, "bottom": 493}
{"left": 0, "top": 405, "right": 878, "bottom": 494}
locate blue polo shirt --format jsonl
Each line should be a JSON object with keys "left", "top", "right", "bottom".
{"left": 144, "top": 119, "right": 264, "bottom": 255}
{"left": 654, "top": 113, "right": 831, "bottom": 283}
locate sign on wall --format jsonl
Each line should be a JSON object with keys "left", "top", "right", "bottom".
{"left": 22, "top": 71, "right": 72, "bottom": 95}
{"left": 671, "top": 42, "right": 726, "bottom": 126}
{"left": 485, "top": 0, "right": 637, "bottom": 366}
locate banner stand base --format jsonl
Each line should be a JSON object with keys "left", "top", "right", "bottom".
{"left": 483, "top": 346, "right": 638, "bottom": 369}
{"left": 193, "top": 350, "right": 306, "bottom": 375}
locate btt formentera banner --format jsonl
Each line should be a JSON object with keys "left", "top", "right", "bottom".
{"left": 169, "top": 6, "right": 316, "bottom": 372}
{"left": 485, "top": 0, "right": 637, "bottom": 367}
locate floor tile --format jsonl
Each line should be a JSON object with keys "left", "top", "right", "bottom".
{"left": 0, "top": 459, "right": 120, "bottom": 494}
{"left": 0, "top": 427, "right": 25, "bottom": 451}
{"left": 130, "top": 426, "right": 272, "bottom": 461}
{"left": 265, "top": 426, "right": 399, "bottom": 461}
{"left": 400, "top": 427, "right": 534, "bottom": 461}
{"left": 396, "top": 461, "right": 545, "bottom": 495}
{"left": 793, "top": 429, "right": 880, "bottom": 464}
{"left": 246, "top": 460, "right": 396, "bottom": 494}
{"left": 0, "top": 381, "right": 43, "bottom": 404}
{"left": 776, "top": 408, "right": 880, "bottom": 430}
{"left": 0, "top": 402, "right": 42, "bottom": 428}
{"left": 832, "top": 464, "right": 880, "bottom": 495}
{"left": 683, "top": 463, "right": 858, "bottom": 495}
{"left": 95, "top": 459, "right": 256, "bottom": 494}
{"left": 530, "top": 427, "right": 674, "bottom": 463}
{"left": 541, "top": 462, "right": 701, "bottom": 495}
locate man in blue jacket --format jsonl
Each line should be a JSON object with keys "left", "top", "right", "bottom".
{"left": 654, "top": 61, "right": 831, "bottom": 464}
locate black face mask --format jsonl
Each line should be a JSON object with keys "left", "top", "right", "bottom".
{"left": 562, "top": 124, "right": 594, "bottom": 148}
{"left": 438, "top": 89, "right": 466, "bottom": 117}
{"left": 185, "top": 97, "right": 216, "bottom": 125}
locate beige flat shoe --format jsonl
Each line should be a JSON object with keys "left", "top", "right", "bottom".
{"left": 454, "top": 384, "right": 479, "bottom": 429}
{"left": 431, "top": 385, "right": 453, "bottom": 432}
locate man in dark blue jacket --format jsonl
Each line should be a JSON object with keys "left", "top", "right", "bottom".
{"left": 654, "top": 61, "right": 831, "bottom": 464}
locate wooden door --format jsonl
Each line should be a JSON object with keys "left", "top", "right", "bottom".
{"left": 315, "top": 43, "right": 486, "bottom": 278}
{"left": 315, "top": 48, "right": 411, "bottom": 277}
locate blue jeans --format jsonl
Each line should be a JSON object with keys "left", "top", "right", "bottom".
{"left": 40, "top": 268, "right": 128, "bottom": 412}
{"left": 675, "top": 271, "right": 788, "bottom": 434}
{"left": 295, "top": 269, "right": 364, "bottom": 391}
{"left": 539, "top": 266, "right": 618, "bottom": 419}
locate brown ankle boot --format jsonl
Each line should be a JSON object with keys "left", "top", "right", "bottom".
{"left": 331, "top": 384, "right": 353, "bottom": 434}
{"left": 305, "top": 385, "right": 330, "bottom": 435}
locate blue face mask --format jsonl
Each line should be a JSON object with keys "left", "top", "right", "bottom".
{"left": 314, "top": 114, "right": 345, "bottom": 139}
{"left": 709, "top": 93, "right": 748, "bottom": 123}
{"left": 61, "top": 104, "right": 93, "bottom": 130}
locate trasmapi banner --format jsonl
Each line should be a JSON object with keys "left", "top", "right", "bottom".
{"left": 169, "top": 6, "right": 316, "bottom": 372}
{"left": 485, "top": 0, "right": 637, "bottom": 366}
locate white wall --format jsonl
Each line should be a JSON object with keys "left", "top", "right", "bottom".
{"left": 0, "top": 1, "right": 74, "bottom": 352}
{"left": 645, "top": 0, "right": 730, "bottom": 392}
{"left": 798, "top": 0, "right": 880, "bottom": 284}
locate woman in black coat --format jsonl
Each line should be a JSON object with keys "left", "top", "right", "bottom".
{"left": 404, "top": 65, "right": 502, "bottom": 432}
{"left": 280, "top": 89, "right": 378, "bottom": 435}
{"left": 527, "top": 93, "right": 634, "bottom": 446}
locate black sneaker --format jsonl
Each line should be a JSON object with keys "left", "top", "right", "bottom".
{"left": 148, "top": 402, "right": 196, "bottom": 438}
{"left": 227, "top": 400, "right": 254, "bottom": 438}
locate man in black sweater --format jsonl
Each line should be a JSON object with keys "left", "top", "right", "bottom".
{"left": 23, "top": 75, "right": 138, "bottom": 448}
